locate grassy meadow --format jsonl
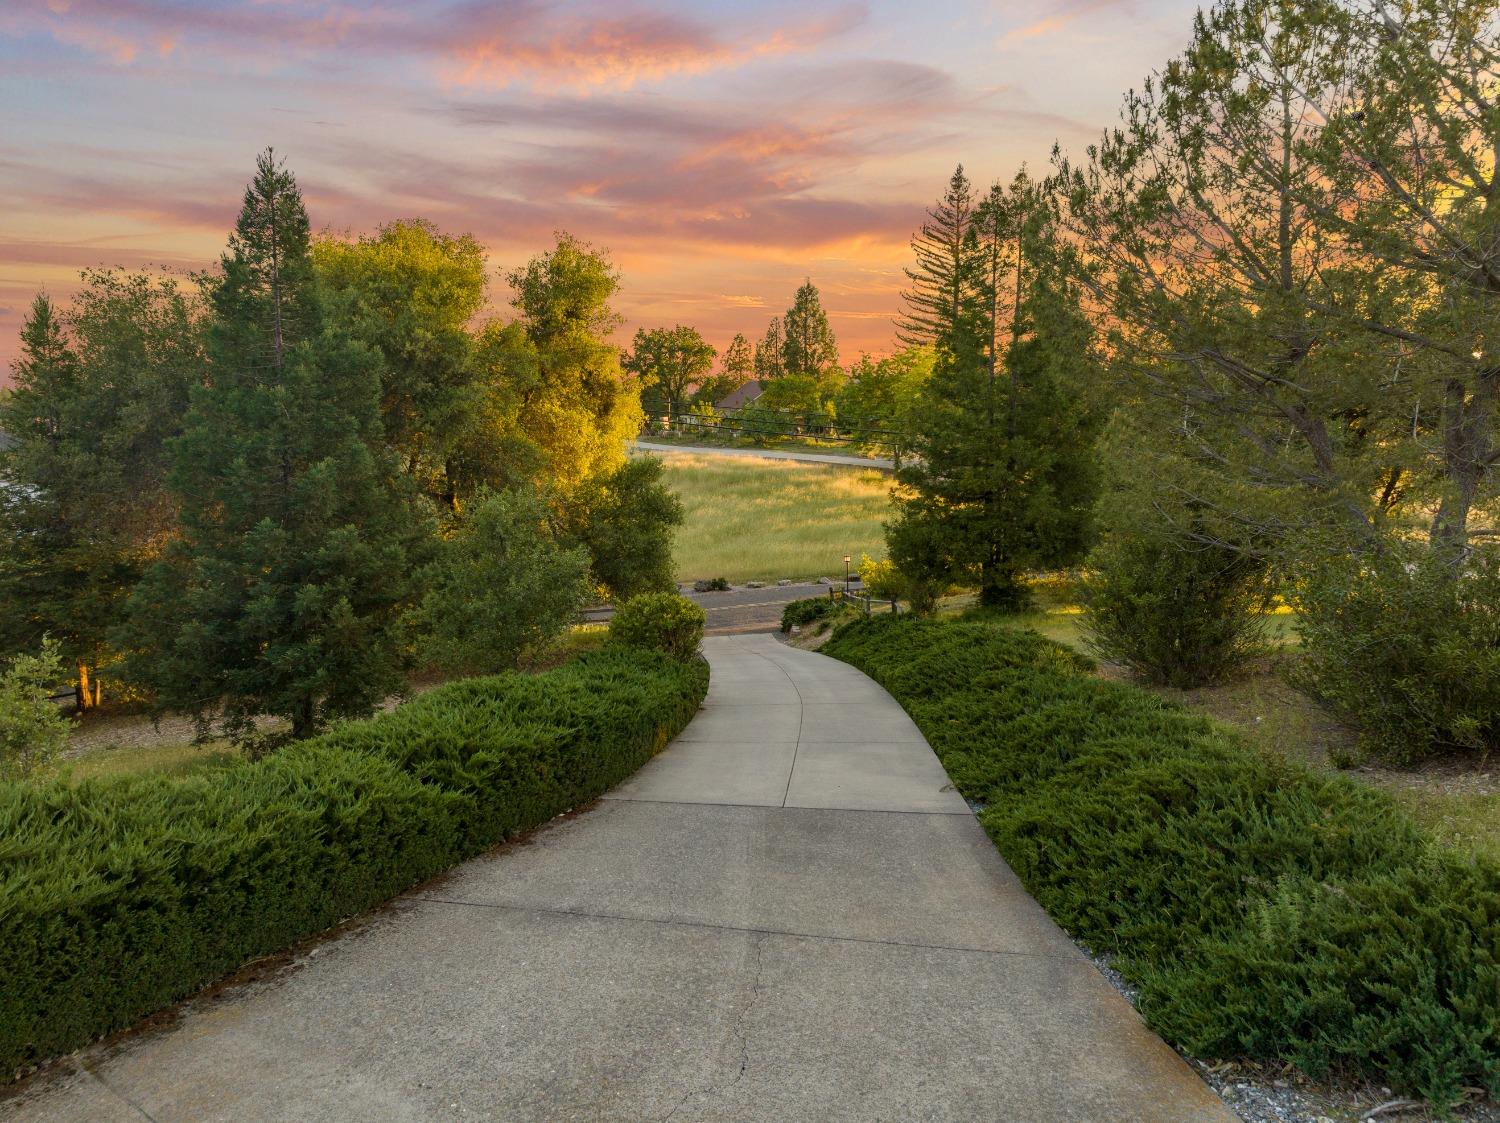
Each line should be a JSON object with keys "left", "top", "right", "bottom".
{"left": 655, "top": 452, "right": 895, "bottom": 583}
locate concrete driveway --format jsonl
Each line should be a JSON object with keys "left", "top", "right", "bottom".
{"left": 6, "top": 635, "right": 1232, "bottom": 1123}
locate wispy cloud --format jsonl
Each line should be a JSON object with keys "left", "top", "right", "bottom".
{"left": 10, "top": 0, "right": 868, "bottom": 91}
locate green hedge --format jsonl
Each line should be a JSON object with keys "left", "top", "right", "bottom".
{"left": 822, "top": 616, "right": 1500, "bottom": 1108}
{"left": 0, "top": 649, "right": 707, "bottom": 1078}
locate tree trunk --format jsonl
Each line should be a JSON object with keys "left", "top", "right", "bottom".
{"left": 290, "top": 696, "right": 317, "bottom": 741}
{"left": 1430, "top": 369, "right": 1496, "bottom": 565}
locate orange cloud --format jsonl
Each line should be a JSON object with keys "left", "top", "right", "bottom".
{"left": 442, "top": 5, "right": 866, "bottom": 92}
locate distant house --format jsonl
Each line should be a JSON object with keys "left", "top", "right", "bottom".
{"left": 716, "top": 381, "right": 764, "bottom": 411}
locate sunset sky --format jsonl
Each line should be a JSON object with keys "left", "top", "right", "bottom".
{"left": 0, "top": 0, "right": 1204, "bottom": 377}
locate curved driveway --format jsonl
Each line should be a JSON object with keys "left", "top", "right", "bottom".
{"left": 8, "top": 635, "right": 1231, "bottom": 1123}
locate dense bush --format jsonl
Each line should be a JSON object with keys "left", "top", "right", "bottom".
{"left": 0, "top": 649, "right": 707, "bottom": 1077}
{"left": 780, "top": 595, "right": 839, "bottom": 632}
{"left": 823, "top": 616, "right": 1500, "bottom": 1108}
{"left": 608, "top": 593, "right": 705, "bottom": 660}
{"left": 1081, "top": 531, "right": 1269, "bottom": 687}
{"left": 413, "top": 487, "right": 591, "bottom": 674}
{"left": 1294, "top": 544, "right": 1500, "bottom": 763}
{"left": 0, "top": 639, "right": 70, "bottom": 781}
{"left": 564, "top": 458, "right": 684, "bottom": 601}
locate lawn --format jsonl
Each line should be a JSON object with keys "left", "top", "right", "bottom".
{"left": 65, "top": 740, "right": 241, "bottom": 781}
{"left": 654, "top": 452, "right": 895, "bottom": 583}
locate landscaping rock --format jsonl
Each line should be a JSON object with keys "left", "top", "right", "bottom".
{"left": 746, "top": 581, "right": 764, "bottom": 589}
{"left": 777, "top": 579, "right": 792, "bottom": 587}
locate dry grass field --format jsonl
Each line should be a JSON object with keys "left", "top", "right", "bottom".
{"left": 656, "top": 452, "right": 895, "bottom": 583}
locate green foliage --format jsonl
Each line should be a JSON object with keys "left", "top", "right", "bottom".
{"left": 413, "top": 488, "right": 590, "bottom": 674}
{"left": 897, "top": 165, "right": 978, "bottom": 348}
{"left": 564, "top": 457, "right": 683, "bottom": 600}
{"left": 491, "top": 233, "right": 642, "bottom": 494}
{"left": 1082, "top": 531, "right": 1269, "bottom": 687}
{"left": 779, "top": 280, "right": 839, "bottom": 377}
{"left": 0, "top": 639, "right": 70, "bottom": 782}
{"left": 822, "top": 616, "right": 1500, "bottom": 1108}
{"left": 780, "top": 596, "right": 838, "bottom": 632}
{"left": 312, "top": 219, "right": 489, "bottom": 508}
{"left": 608, "top": 593, "right": 705, "bottom": 660}
{"left": 1293, "top": 544, "right": 1500, "bottom": 763}
{"left": 754, "top": 317, "right": 786, "bottom": 380}
{"left": 694, "top": 332, "right": 753, "bottom": 406}
{"left": 890, "top": 169, "right": 1100, "bottom": 609}
{"left": 0, "top": 649, "right": 707, "bottom": 1077}
{"left": 120, "top": 150, "right": 420, "bottom": 747}
{"left": 0, "top": 274, "right": 201, "bottom": 705}
{"left": 857, "top": 554, "right": 902, "bottom": 599}
{"left": 756, "top": 371, "right": 841, "bottom": 432}
{"left": 624, "top": 324, "right": 716, "bottom": 418}
{"left": 836, "top": 346, "right": 933, "bottom": 456}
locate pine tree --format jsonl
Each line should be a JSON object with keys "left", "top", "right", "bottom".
{"left": 754, "top": 317, "right": 786, "bottom": 379}
{"left": 0, "top": 277, "right": 200, "bottom": 708}
{"left": 897, "top": 165, "right": 981, "bottom": 347}
{"left": 121, "top": 150, "right": 418, "bottom": 748}
{"left": 695, "top": 331, "right": 754, "bottom": 405}
{"left": 780, "top": 280, "right": 839, "bottom": 377}
{"left": 889, "top": 175, "right": 1099, "bottom": 609}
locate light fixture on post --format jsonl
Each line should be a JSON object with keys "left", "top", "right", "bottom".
{"left": 844, "top": 554, "right": 852, "bottom": 594}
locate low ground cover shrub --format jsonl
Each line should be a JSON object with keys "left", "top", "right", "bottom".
{"left": 608, "top": 593, "right": 706, "bottom": 660}
{"left": 780, "top": 595, "right": 839, "bottom": 632}
{"left": 0, "top": 648, "right": 707, "bottom": 1078}
{"left": 822, "top": 616, "right": 1500, "bottom": 1109}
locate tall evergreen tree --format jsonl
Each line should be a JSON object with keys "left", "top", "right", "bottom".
{"left": 0, "top": 275, "right": 200, "bottom": 708}
{"left": 780, "top": 280, "right": 840, "bottom": 377}
{"left": 889, "top": 176, "right": 1100, "bottom": 609}
{"left": 897, "top": 165, "right": 981, "bottom": 347}
{"left": 754, "top": 317, "right": 787, "bottom": 379}
{"left": 121, "top": 150, "right": 418, "bottom": 748}
{"left": 696, "top": 331, "right": 754, "bottom": 405}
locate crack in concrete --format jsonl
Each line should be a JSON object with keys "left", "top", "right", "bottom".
{"left": 75, "top": 1059, "right": 159, "bottom": 1122}
{"left": 659, "top": 931, "right": 767, "bottom": 1122}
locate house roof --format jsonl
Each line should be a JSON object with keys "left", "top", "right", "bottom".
{"left": 716, "top": 380, "right": 764, "bottom": 410}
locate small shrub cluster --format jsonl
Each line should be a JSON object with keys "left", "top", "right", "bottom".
{"left": 0, "top": 649, "right": 707, "bottom": 1077}
{"left": 1294, "top": 545, "right": 1500, "bottom": 763}
{"left": 608, "top": 593, "right": 706, "bottom": 660}
{"left": 780, "top": 596, "right": 838, "bottom": 632}
{"left": 857, "top": 554, "right": 902, "bottom": 599}
{"left": 823, "top": 616, "right": 1500, "bottom": 1108}
{"left": 1082, "top": 532, "right": 1269, "bottom": 687}
{"left": 0, "top": 639, "right": 70, "bottom": 782}
{"left": 692, "top": 577, "right": 730, "bottom": 592}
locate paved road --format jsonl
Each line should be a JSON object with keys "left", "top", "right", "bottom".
{"left": 585, "top": 582, "right": 854, "bottom": 633}
{"left": 634, "top": 440, "right": 895, "bottom": 470}
{"left": 7, "top": 636, "right": 1231, "bottom": 1123}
